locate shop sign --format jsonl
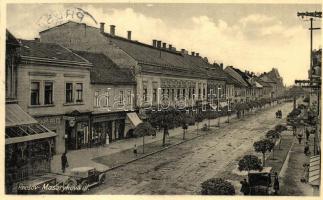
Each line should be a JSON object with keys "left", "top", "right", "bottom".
{"left": 38, "top": 116, "right": 61, "bottom": 126}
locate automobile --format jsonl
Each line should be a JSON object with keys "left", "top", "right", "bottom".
{"left": 65, "top": 167, "right": 106, "bottom": 193}
{"left": 248, "top": 167, "right": 274, "bottom": 195}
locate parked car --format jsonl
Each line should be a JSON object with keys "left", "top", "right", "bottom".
{"left": 66, "top": 167, "right": 106, "bottom": 193}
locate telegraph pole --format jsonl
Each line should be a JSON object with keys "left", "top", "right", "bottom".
{"left": 296, "top": 11, "right": 321, "bottom": 156}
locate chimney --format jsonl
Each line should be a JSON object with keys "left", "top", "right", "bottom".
{"left": 196, "top": 53, "right": 199, "bottom": 57}
{"left": 110, "top": 25, "right": 116, "bottom": 36}
{"left": 127, "top": 31, "right": 132, "bottom": 40}
{"left": 220, "top": 63, "right": 223, "bottom": 70}
{"left": 168, "top": 44, "right": 172, "bottom": 50}
{"left": 162, "top": 42, "right": 166, "bottom": 49}
{"left": 157, "top": 40, "right": 161, "bottom": 48}
{"left": 191, "top": 51, "right": 195, "bottom": 56}
{"left": 100, "top": 22, "right": 105, "bottom": 33}
{"left": 34, "top": 37, "right": 40, "bottom": 42}
{"left": 152, "top": 39, "right": 157, "bottom": 47}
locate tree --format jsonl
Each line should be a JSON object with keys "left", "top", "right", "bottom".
{"left": 253, "top": 139, "right": 274, "bottom": 167}
{"left": 238, "top": 155, "right": 263, "bottom": 171}
{"left": 266, "top": 130, "right": 280, "bottom": 158}
{"left": 133, "top": 122, "right": 155, "bottom": 154}
{"left": 149, "top": 108, "right": 177, "bottom": 146}
{"left": 195, "top": 113, "right": 204, "bottom": 134}
{"left": 201, "top": 178, "right": 235, "bottom": 195}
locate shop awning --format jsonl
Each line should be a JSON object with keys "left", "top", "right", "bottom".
{"left": 6, "top": 103, "right": 37, "bottom": 127}
{"left": 126, "top": 112, "right": 142, "bottom": 127}
{"left": 5, "top": 104, "right": 57, "bottom": 145}
{"left": 308, "top": 155, "right": 320, "bottom": 186}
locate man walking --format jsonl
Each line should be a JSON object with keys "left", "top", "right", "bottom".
{"left": 273, "top": 172, "right": 280, "bottom": 195}
{"left": 61, "top": 152, "right": 68, "bottom": 173}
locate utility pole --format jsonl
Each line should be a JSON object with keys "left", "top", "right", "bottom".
{"left": 296, "top": 11, "right": 321, "bottom": 156}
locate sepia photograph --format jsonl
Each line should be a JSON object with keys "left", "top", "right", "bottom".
{"left": 3, "top": 0, "right": 322, "bottom": 197}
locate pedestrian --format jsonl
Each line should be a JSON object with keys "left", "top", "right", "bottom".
{"left": 133, "top": 144, "right": 138, "bottom": 157}
{"left": 304, "top": 142, "right": 310, "bottom": 155}
{"left": 297, "top": 133, "right": 303, "bottom": 144}
{"left": 305, "top": 128, "right": 310, "bottom": 141}
{"left": 273, "top": 172, "right": 280, "bottom": 195}
{"left": 240, "top": 178, "right": 250, "bottom": 195}
{"left": 61, "top": 152, "right": 68, "bottom": 173}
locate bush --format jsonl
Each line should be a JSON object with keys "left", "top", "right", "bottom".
{"left": 201, "top": 178, "right": 235, "bottom": 195}
{"left": 238, "top": 155, "right": 263, "bottom": 171}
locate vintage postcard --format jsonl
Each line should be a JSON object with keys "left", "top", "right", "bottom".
{"left": 2, "top": 0, "right": 321, "bottom": 198}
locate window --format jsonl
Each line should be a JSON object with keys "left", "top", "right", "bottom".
{"left": 94, "top": 91, "right": 99, "bottom": 107}
{"left": 76, "top": 83, "right": 83, "bottom": 102}
{"left": 66, "top": 83, "right": 73, "bottom": 103}
{"left": 189, "top": 88, "right": 192, "bottom": 99}
{"left": 198, "top": 88, "right": 201, "bottom": 99}
{"left": 153, "top": 88, "right": 157, "bottom": 102}
{"left": 127, "top": 90, "right": 132, "bottom": 105}
{"left": 119, "top": 90, "right": 124, "bottom": 104}
{"left": 44, "top": 82, "right": 53, "bottom": 105}
{"left": 183, "top": 89, "right": 186, "bottom": 98}
{"left": 30, "top": 82, "right": 40, "bottom": 105}
{"left": 177, "top": 89, "right": 180, "bottom": 99}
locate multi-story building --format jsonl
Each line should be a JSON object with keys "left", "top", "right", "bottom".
{"left": 224, "top": 66, "right": 249, "bottom": 102}
{"left": 73, "top": 50, "right": 139, "bottom": 143}
{"left": 259, "top": 68, "right": 285, "bottom": 98}
{"left": 38, "top": 21, "right": 226, "bottom": 110}
{"left": 17, "top": 39, "right": 93, "bottom": 153}
{"left": 5, "top": 31, "right": 57, "bottom": 192}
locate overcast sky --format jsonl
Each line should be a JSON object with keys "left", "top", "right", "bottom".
{"left": 7, "top": 3, "right": 322, "bottom": 86}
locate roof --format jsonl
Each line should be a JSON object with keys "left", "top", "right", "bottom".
{"left": 5, "top": 103, "right": 57, "bottom": 144}
{"left": 101, "top": 32, "right": 223, "bottom": 80}
{"left": 6, "top": 30, "right": 20, "bottom": 47}
{"left": 223, "top": 71, "right": 246, "bottom": 87}
{"left": 73, "top": 50, "right": 136, "bottom": 85}
{"left": 19, "top": 39, "right": 92, "bottom": 66}
{"left": 232, "top": 68, "right": 253, "bottom": 87}
{"left": 6, "top": 103, "right": 37, "bottom": 127}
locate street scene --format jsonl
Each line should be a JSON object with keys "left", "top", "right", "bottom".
{"left": 4, "top": 1, "right": 321, "bottom": 197}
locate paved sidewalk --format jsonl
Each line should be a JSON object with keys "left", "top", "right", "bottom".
{"left": 50, "top": 104, "right": 280, "bottom": 175}
{"left": 279, "top": 132, "right": 315, "bottom": 195}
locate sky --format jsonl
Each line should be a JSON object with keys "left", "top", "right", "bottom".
{"left": 6, "top": 3, "right": 322, "bottom": 86}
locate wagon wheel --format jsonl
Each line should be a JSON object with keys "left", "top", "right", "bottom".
{"left": 99, "top": 174, "right": 106, "bottom": 184}
{"left": 65, "top": 178, "right": 77, "bottom": 194}
{"left": 80, "top": 180, "right": 89, "bottom": 193}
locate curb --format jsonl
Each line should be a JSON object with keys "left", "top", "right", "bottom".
{"left": 104, "top": 133, "right": 204, "bottom": 173}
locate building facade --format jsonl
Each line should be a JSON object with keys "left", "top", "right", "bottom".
{"left": 16, "top": 40, "right": 93, "bottom": 153}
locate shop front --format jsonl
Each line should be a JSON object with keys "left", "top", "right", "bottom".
{"left": 91, "top": 111, "right": 127, "bottom": 145}
{"left": 64, "top": 110, "right": 92, "bottom": 151}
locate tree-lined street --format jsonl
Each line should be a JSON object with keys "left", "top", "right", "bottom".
{"left": 89, "top": 102, "right": 292, "bottom": 194}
